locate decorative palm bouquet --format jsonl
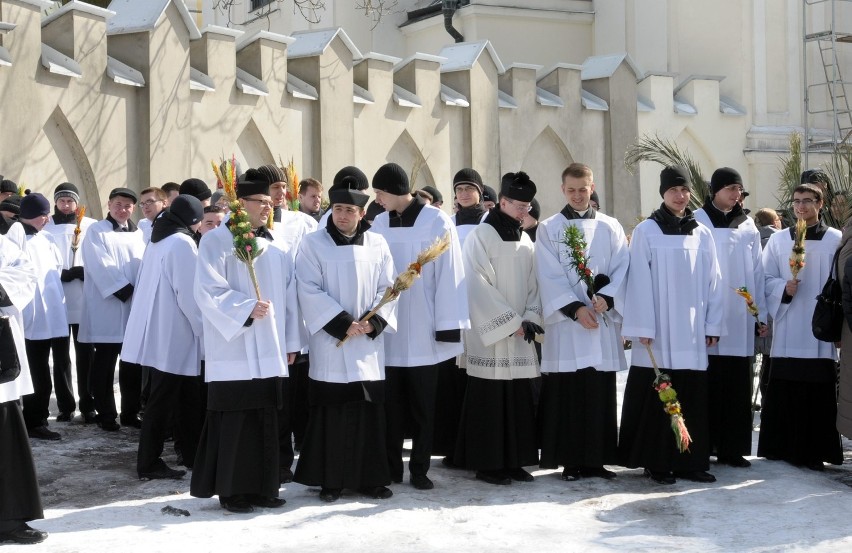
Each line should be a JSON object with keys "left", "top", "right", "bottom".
{"left": 789, "top": 218, "right": 807, "bottom": 279}
{"left": 336, "top": 232, "right": 452, "bottom": 347}
{"left": 212, "top": 156, "right": 264, "bottom": 299}
{"left": 70, "top": 206, "right": 86, "bottom": 265}
{"left": 734, "top": 286, "right": 760, "bottom": 322}
{"left": 284, "top": 156, "right": 299, "bottom": 212}
{"left": 645, "top": 344, "right": 692, "bottom": 453}
{"left": 561, "top": 225, "right": 609, "bottom": 325}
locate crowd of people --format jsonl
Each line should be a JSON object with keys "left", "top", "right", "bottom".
{"left": 0, "top": 161, "right": 849, "bottom": 545}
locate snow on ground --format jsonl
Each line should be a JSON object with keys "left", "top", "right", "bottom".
{"left": 8, "top": 371, "right": 852, "bottom": 553}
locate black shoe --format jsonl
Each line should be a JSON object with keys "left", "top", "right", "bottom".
{"left": 410, "top": 474, "right": 434, "bottom": 490}
{"left": 0, "top": 523, "right": 48, "bottom": 544}
{"left": 673, "top": 470, "right": 716, "bottom": 483}
{"left": 391, "top": 476, "right": 403, "bottom": 484}
{"left": 280, "top": 467, "right": 293, "bottom": 484}
{"left": 219, "top": 496, "right": 253, "bottom": 513}
{"left": 441, "top": 456, "right": 460, "bottom": 469}
{"left": 580, "top": 466, "right": 617, "bottom": 480}
{"left": 476, "top": 470, "right": 511, "bottom": 486}
{"left": 507, "top": 467, "right": 534, "bottom": 482}
{"left": 358, "top": 486, "right": 393, "bottom": 499}
{"left": 319, "top": 488, "right": 342, "bottom": 502}
{"left": 120, "top": 416, "right": 142, "bottom": 429}
{"left": 56, "top": 412, "right": 73, "bottom": 422}
{"left": 139, "top": 464, "right": 186, "bottom": 481}
{"left": 717, "top": 455, "right": 751, "bottom": 468}
{"left": 83, "top": 411, "right": 98, "bottom": 424}
{"left": 804, "top": 461, "right": 825, "bottom": 472}
{"left": 247, "top": 495, "right": 286, "bottom": 508}
{"left": 28, "top": 425, "right": 61, "bottom": 441}
{"left": 98, "top": 419, "right": 120, "bottom": 431}
{"left": 561, "top": 467, "right": 581, "bottom": 481}
{"left": 644, "top": 469, "right": 676, "bottom": 485}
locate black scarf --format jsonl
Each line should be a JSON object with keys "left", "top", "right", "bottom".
{"left": 106, "top": 214, "right": 137, "bottom": 232}
{"left": 388, "top": 196, "right": 426, "bottom": 228}
{"left": 273, "top": 206, "right": 282, "bottom": 223}
{"left": 789, "top": 219, "right": 830, "bottom": 241}
{"left": 701, "top": 198, "right": 748, "bottom": 229}
{"left": 560, "top": 205, "right": 597, "bottom": 220}
{"left": 483, "top": 207, "right": 523, "bottom": 242}
{"left": 52, "top": 210, "right": 76, "bottom": 225}
{"left": 253, "top": 225, "right": 274, "bottom": 241}
{"left": 648, "top": 203, "right": 699, "bottom": 236}
{"left": 455, "top": 204, "right": 485, "bottom": 226}
{"left": 21, "top": 222, "right": 38, "bottom": 236}
{"left": 150, "top": 211, "right": 195, "bottom": 243}
{"left": 326, "top": 213, "right": 370, "bottom": 246}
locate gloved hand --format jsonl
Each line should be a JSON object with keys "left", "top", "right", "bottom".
{"left": 521, "top": 321, "right": 545, "bottom": 343}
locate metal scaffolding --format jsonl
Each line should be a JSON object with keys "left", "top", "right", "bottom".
{"left": 803, "top": 0, "right": 852, "bottom": 166}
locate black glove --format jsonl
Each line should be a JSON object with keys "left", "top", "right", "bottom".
{"left": 61, "top": 266, "right": 84, "bottom": 282}
{"left": 112, "top": 283, "right": 134, "bottom": 303}
{"left": 521, "top": 321, "right": 545, "bottom": 344}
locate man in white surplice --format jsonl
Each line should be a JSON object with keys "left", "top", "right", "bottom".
{"left": 370, "top": 162, "right": 469, "bottom": 491}
{"left": 454, "top": 171, "right": 543, "bottom": 486}
{"left": 694, "top": 167, "right": 767, "bottom": 469}
{"left": 122, "top": 195, "right": 205, "bottom": 481}
{"left": 536, "top": 163, "right": 629, "bottom": 482}
{"left": 619, "top": 166, "right": 723, "bottom": 486}
{"left": 293, "top": 184, "right": 397, "bottom": 503}
{"left": 190, "top": 171, "right": 301, "bottom": 514}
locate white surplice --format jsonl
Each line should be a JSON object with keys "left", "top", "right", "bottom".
{"left": 296, "top": 228, "right": 396, "bottom": 383}
{"left": 535, "top": 212, "right": 629, "bottom": 373}
{"left": 78, "top": 220, "right": 145, "bottom": 343}
{"left": 194, "top": 221, "right": 302, "bottom": 382}
{"left": 122, "top": 232, "right": 203, "bottom": 376}
{"left": 370, "top": 205, "right": 470, "bottom": 366}
{"left": 42, "top": 215, "right": 96, "bottom": 325}
{"left": 762, "top": 224, "right": 841, "bottom": 361}
{"left": 461, "top": 223, "right": 541, "bottom": 380}
{"left": 694, "top": 208, "right": 767, "bottom": 356}
{"left": 0, "top": 234, "right": 37, "bottom": 403}
{"left": 622, "top": 218, "right": 723, "bottom": 370}
{"left": 21, "top": 232, "right": 68, "bottom": 340}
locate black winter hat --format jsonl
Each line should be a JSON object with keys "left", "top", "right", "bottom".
{"left": 109, "top": 188, "right": 138, "bottom": 203}
{"left": 371, "top": 163, "right": 410, "bottom": 196}
{"left": 54, "top": 182, "right": 80, "bottom": 204}
{"left": 452, "top": 168, "right": 484, "bottom": 195}
{"left": 332, "top": 166, "right": 369, "bottom": 191}
{"left": 659, "top": 166, "right": 691, "bottom": 197}
{"left": 169, "top": 194, "right": 204, "bottom": 227}
{"left": 710, "top": 167, "right": 743, "bottom": 194}
{"left": 0, "top": 179, "right": 18, "bottom": 194}
{"left": 801, "top": 168, "right": 828, "bottom": 185}
{"left": 500, "top": 171, "right": 537, "bottom": 203}
{"left": 179, "top": 178, "right": 212, "bottom": 202}
{"left": 482, "top": 185, "right": 497, "bottom": 204}
{"left": 0, "top": 195, "right": 22, "bottom": 215}
{"left": 590, "top": 191, "right": 600, "bottom": 207}
{"left": 420, "top": 185, "right": 442, "bottom": 204}
{"left": 529, "top": 198, "right": 540, "bottom": 220}
{"left": 236, "top": 169, "right": 271, "bottom": 198}
{"left": 255, "top": 164, "right": 287, "bottom": 185}
{"left": 20, "top": 192, "right": 51, "bottom": 219}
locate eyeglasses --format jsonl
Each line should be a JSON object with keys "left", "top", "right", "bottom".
{"left": 139, "top": 199, "right": 163, "bottom": 207}
{"left": 722, "top": 184, "right": 744, "bottom": 194}
{"left": 792, "top": 199, "right": 817, "bottom": 206}
{"left": 504, "top": 198, "right": 532, "bottom": 212}
{"left": 242, "top": 198, "right": 274, "bottom": 208}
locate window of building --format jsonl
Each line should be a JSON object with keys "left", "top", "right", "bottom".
{"left": 251, "top": 0, "right": 274, "bottom": 11}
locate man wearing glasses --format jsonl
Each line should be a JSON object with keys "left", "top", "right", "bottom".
{"left": 137, "top": 187, "right": 168, "bottom": 244}
{"left": 454, "top": 171, "right": 543, "bottom": 486}
{"left": 759, "top": 183, "right": 843, "bottom": 471}
{"left": 191, "top": 170, "right": 302, "bottom": 513}
{"left": 694, "top": 168, "right": 767, "bottom": 469}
